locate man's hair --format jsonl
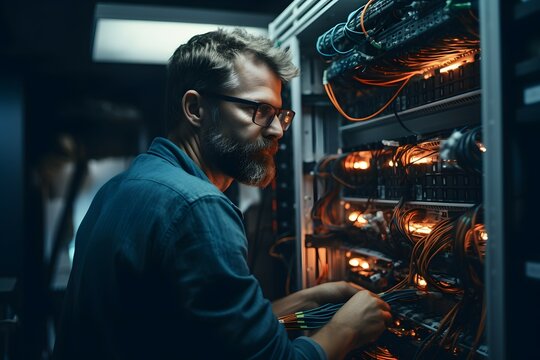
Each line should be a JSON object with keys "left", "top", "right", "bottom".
{"left": 165, "top": 28, "right": 299, "bottom": 133}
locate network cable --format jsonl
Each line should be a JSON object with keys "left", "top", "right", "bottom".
{"left": 278, "top": 289, "right": 429, "bottom": 330}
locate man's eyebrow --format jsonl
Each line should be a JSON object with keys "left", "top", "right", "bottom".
{"left": 257, "top": 99, "right": 283, "bottom": 108}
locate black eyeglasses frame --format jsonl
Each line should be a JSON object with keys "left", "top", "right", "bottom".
{"left": 201, "top": 92, "right": 295, "bottom": 131}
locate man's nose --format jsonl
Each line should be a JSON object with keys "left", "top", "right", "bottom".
{"left": 264, "top": 114, "right": 284, "bottom": 139}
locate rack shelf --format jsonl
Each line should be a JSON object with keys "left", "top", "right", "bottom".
{"left": 339, "top": 90, "right": 481, "bottom": 147}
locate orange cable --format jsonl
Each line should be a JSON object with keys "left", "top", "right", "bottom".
{"left": 360, "top": 0, "right": 375, "bottom": 38}
{"left": 324, "top": 76, "right": 411, "bottom": 122}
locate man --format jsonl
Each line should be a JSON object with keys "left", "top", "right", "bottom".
{"left": 53, "top": 29, "right": 391, "bottom": 360}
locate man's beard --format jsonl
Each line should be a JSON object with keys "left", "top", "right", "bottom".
{"left": 200, "top": 113, "right": 278, "bottom": 187}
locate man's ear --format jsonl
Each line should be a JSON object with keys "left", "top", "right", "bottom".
{"left": 181, "top": 90, "right": 205, "bottom": 128}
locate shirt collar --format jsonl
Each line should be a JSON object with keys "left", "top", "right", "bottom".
{"left": 146, "top": 137, "right": 210, "bottom": 183}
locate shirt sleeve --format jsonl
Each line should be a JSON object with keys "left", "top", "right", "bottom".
{"left": 293, "top": 336, "right": 328, "bottom": 360}
{"left": 161, "top": 194, "right": 327, "bottom": 360}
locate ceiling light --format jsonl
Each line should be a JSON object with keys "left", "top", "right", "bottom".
{"left": 92, "top": 3, "right": 272, "bottom": 64}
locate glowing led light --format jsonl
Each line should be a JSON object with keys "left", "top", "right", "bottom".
{"left": 408, "top": 223, "right": 433, "bottom": 235}
{"left": 353, "top": 160, "right": 370, "bottom": 170}
{"left": 348, "top": 211, "right": 361, "bottom": 222}
{"left": 410, "top": 156, "right": 433, "bottom": 164}
{"left": 477, "top": 142, "right": 487, "bottom": 152}
{"left": 440, "top": 62, "right": 464, "bottom": 73}
{"left": 344, "top": 202, "right": 351, "bottom": 210}
{"left": 344, "top": 151, "right": 372, "bottom": 171}
{"left": 348, "top": 258, "right": 370, "bottom": 269}
{"left": 358, "top": 216, "right": 368, "bottom": 224}
{"left": 349, "top": 258, "right": 361, "bottom": 267}
{"left": 416, "top": 226, "right": 432, "bottom": 234}
{"left": 480, "top": 231, "right": 488, "bottom": 241}
{"left": 415, "top": 275, "right": 427, "bottom": 289}
{"left": 353, "top": 215, "right": 369, "bottom": 228}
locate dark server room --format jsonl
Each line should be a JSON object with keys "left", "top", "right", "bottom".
{"left": 1, "top": 0, "right": 539, "bottom": 359}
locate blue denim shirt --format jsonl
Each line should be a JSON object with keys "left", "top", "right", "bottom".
{"left": 53, "top": 137, "right": 326, "bottom": 360}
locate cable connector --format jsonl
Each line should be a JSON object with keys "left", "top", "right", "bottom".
{"left": 439, "top": 130, "right": 463, "bottom": 161}
{"left": 382, "top": 139, "right": 400, "bottom": 147}
{"left": 369, "top": 38, "right": 383, "bottom": 50}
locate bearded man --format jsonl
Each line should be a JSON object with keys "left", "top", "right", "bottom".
{"left": 53, "top": 29, "right": 390, "bottom": 360}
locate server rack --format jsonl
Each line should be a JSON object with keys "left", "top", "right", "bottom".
{"left": 268, "top": 0, "right": 535, "bottom": 358}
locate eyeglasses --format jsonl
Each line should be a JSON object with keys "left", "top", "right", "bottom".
{"left": 202, "top": 92, "right": 295, "bottom": 131}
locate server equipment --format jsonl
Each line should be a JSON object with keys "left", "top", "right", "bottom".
{"left": 266, "top": 0, "right": 532, "bottom": 358}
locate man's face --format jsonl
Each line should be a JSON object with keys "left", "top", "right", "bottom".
{"left": 200, "top": 55, "right": 284, "bottom": 187}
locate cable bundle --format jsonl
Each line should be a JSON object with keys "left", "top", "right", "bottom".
{"left": 391, "top": 205, "right": 429, "bottom": 243}
{"left": 316, "top": 0, "right": 396, "bottom": 58}
{"left": 410, "top": 206, "right": 486, "bottom": 359}
{"left": 414, "top": 217, "right": 460, "bottom": 293}
{"left": 278, "top": 289, "right": 426, "bottom": 330}
{"left": 316, "top": 22, "right": 357, "bottom": 58}
{"left": 388, "top": 199, "right": 448, "bottom": 260}
{"left": 440, "top": 127, "right": 484, "bottom": 173}
{"left": 321, "top": 0, "right": 480, "bottom": 122}
{"left": 391, "top": 141, "right": 439, "bottom": 181}
{"left": 312, "top": 151, "right": 383, "bottom": 233}
{"left": 311, "top": 155, "right": 345, "bottom": 232}
{"left": 335, "top": 150, "right": 383, "bottom": 201}
{"left": 451, "top": 205, "right": 486, "bottom": 359}
{"left": 454, "top": 205, "right": 485, "bottom": 289}
{"left": 325, "top": 43, "right": 480, "bottom": 122}
{"left": 389, "top": 215, "right": 460, "bottom": 294}
{"left": 333, "top": 151, "right": 375, "bottom": 189}
{"left": 278, "top": 302, "right": 343, "bottom": 330}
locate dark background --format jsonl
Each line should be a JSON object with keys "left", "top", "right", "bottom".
{"left": 0, "top": 1, "right": 292, "bottom": 359}
{"left": 1, "top": 0, "right": 292, "bottom": 155}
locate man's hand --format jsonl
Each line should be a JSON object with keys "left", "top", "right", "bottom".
{"left": 271, "top": 282, "right": 391, "bottom": 360}
{"left": 328, "top": 290, "right": 391, "bottom": 346}
{"left": 306, "top": 281, "right": 363, "bottom": 308}
{"left": 311, "top": 290, "right": 392, "bottom": 360}
{"left": 271, "top": 281, "right": 362, "bottom": 317}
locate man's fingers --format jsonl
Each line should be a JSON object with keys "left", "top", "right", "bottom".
{"left": 381, "top": 310, "right": 393, "bottom": 326}
{"left": 346, "top": 281, "right": 365, "bottom": 292}
{"left": 375, "top": 297, "right": 391, "bottom": 312}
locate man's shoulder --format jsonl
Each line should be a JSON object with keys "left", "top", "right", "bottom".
{"left": 122, "top": 153, "right": 225, "bottom": 205}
